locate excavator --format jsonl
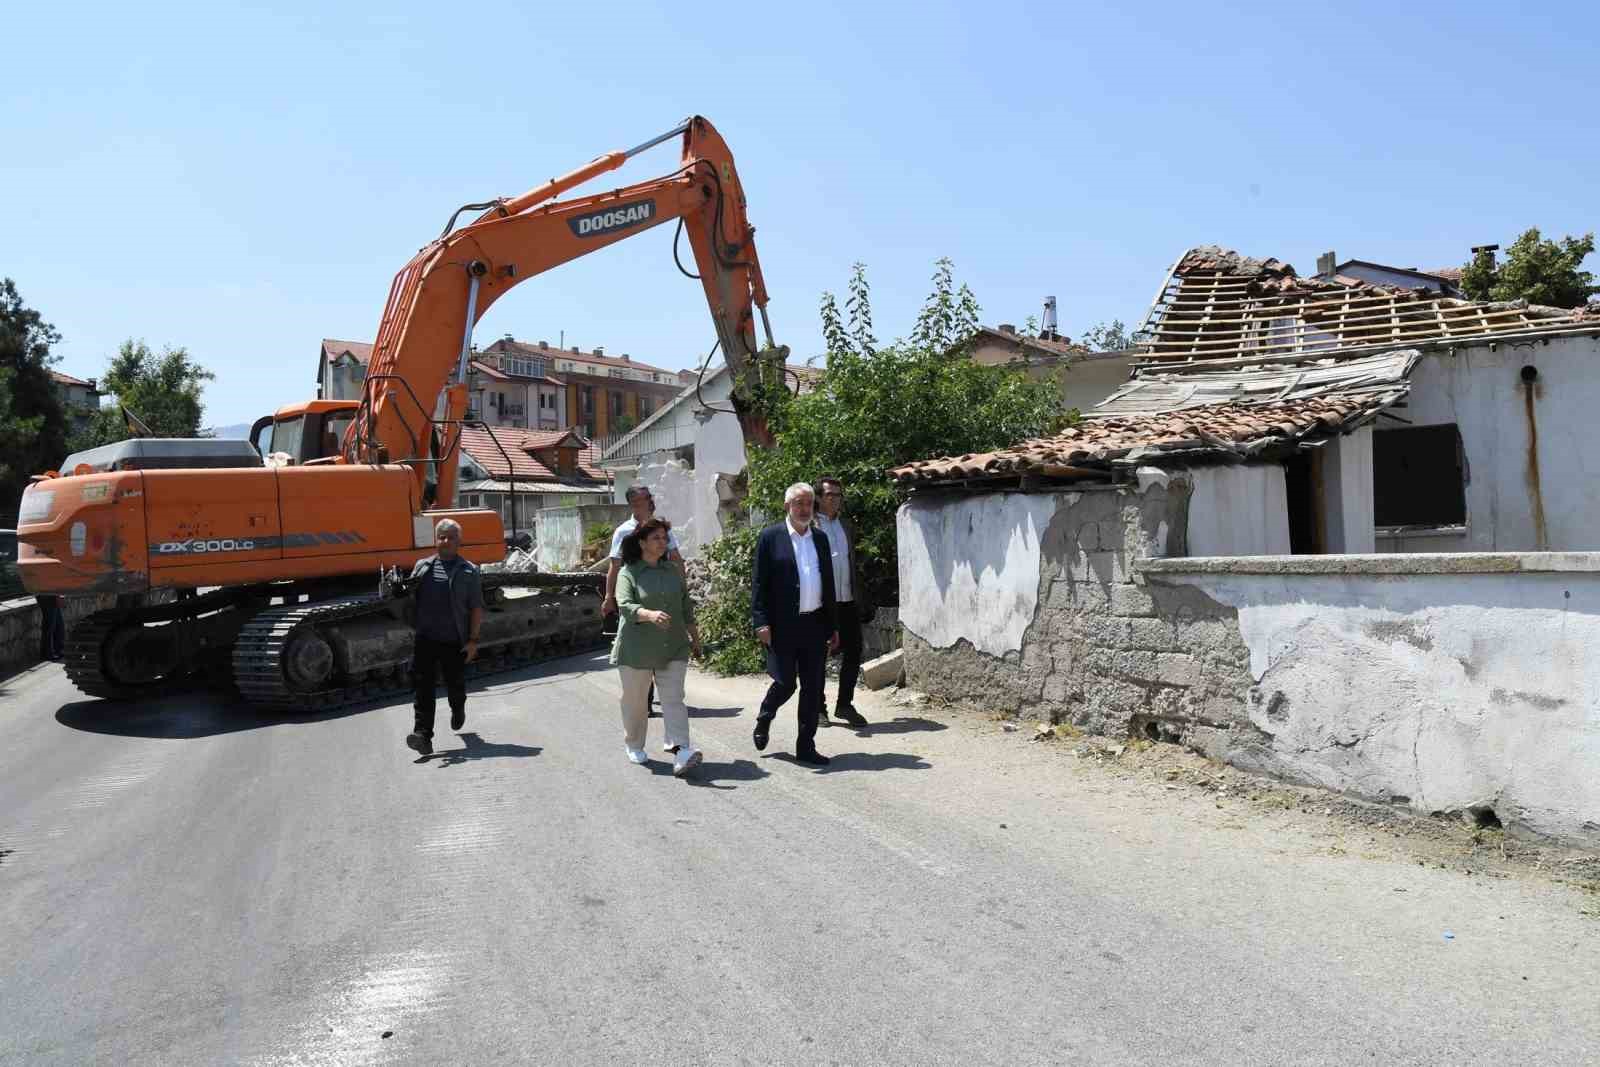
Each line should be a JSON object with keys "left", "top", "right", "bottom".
{"left": 17, "top": 116, "right": 788, "bottom": 707}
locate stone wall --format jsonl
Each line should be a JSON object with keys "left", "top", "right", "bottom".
{"left": 0, "top": 594, "right": 122, "bottom": 676}
{"left": 900, "top": 477, "right": 1254, "bottom": 738}
{"left": 899, "top": 475, "right": 1600, "bottom": 846}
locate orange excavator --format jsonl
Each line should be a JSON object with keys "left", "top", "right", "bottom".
{"left": 18, "top": 116, "right": 789, "bottom": 706}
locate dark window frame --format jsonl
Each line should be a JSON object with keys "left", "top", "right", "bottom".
{"left": 1373, "top": 424, "right": 1468, "bottom": 529}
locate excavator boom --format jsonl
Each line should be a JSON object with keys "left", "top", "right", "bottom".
{"left": 355, "top": 116, "right": 784, "bottom": 499}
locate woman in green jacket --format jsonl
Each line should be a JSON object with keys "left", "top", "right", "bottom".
{"left": 611, "top": 517, "right": 703, "bottom": 776}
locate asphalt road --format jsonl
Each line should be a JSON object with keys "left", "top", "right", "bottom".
{"left": 2, "top": 651, "right": 1596, "bottom": 1066}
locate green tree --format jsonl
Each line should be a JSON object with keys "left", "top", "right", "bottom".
{"left": 72, "top": 340, "right": 215, "bottom": 450}
{"left": 1080, "top": 319, "right": 1137, "bottom": 351}
{"left": 1459, "top": 228, "right": 1598, "bottom": 308}
{"left": 746, "top": 259, "right": 1071, "bottom": 607}
{"left": 0, "top": 279, "right": 70, "bottom": 522}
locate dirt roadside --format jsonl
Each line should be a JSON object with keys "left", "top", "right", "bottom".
{"left": 683, "top": 666, "right": 1600, "bottom": 915}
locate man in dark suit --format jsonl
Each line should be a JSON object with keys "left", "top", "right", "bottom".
{"left": 750, "top": 482, "right": 839, "bottom": 766}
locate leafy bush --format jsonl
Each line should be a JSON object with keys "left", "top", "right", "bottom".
{"left": 696, "top": 525, "right": 765, "bottom": 677}
{"left": 746, "top": 259, "right": 1074, "bottom": 607}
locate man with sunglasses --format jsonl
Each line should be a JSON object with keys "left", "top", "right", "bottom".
{"left": 813, "top": 476, "right": 872, "bottom": 728}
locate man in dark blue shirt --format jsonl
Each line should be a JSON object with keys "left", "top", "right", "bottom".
{"left": 406, "top": 519, "right": 484, "bottom": 757}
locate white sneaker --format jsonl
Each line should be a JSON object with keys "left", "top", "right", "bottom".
{"left": 673, "top": 749, "right": 703, "bottom": 777}
{"left": 626, "top": 747, "right": 650, "bottom": 765}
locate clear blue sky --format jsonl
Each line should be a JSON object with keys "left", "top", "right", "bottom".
{"left": 6, "top": 1, "right": 1596, "bottom": 427}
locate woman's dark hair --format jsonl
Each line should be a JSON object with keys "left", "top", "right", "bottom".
{"left": 620, "top": 517, "right": 672, "bottom": 564}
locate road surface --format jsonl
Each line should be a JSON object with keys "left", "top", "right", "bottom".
{"left": 1, "top": 651, "right": 1595, "bottom": 1065}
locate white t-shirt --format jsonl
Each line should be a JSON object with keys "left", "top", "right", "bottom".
{"left": 609, "top": 516, "right": 682, "bottom": 561}
{"left": 788, "top": 519, "right": 823, "bottom": 614}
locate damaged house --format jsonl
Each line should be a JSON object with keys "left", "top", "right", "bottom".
{"left": 893, "top": 246, "right": 1600, "bottom": 847}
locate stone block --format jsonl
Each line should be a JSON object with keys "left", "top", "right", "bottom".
{"left": 1155, "top": 652, "right": 1201, "bottom": 688}
{"left": 1128, "top": 617, "right": 1180, "bottom": 651}
{"left": 1113, "top": 649, "right": 1161, "bottom": 680}
{"left": 1110, "top": 584, "right": 1158, "bottom": 618}
{"left": 861, "top": 649, "right": 905, "bottom": 691}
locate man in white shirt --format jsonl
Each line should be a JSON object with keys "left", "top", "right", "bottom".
{"left": 605, "top": 485, "right": 683, "bottom": 615}
{"left": 750, "top": 482, "right": 839, "bottom": 765}
{"left": 813, "top": 476, "right": 870, "bottom": 728}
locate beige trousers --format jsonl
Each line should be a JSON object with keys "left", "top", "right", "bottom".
{"left": 618, "top": 660, "right": 691, "bottom": 753}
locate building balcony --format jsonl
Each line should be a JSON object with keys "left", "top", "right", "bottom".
{"left": 501, "top": 404, "right": 526, "bottom": 417}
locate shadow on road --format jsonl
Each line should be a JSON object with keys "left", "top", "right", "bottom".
{"left": 849, "top": 716, "right": 948, "bottom": 736}
{"left": 54, "top": 649, "right": 613, "bottom": 739}
{"left": 638, "top": 756, "right": 769, "bottom": 791}
{"left": 688, "top": 705, "right": 743, "bottom": 719}
{"left": 419, "top": 732, "right": 542, "bottom": 767}
{"left": 763, "top": 751, "right": 932, "bottom": 773}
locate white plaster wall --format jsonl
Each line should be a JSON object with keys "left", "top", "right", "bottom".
{"left": 615, "top": 369, "right": 746, "bottom": 560}
{"left": 1321, "top": 427, "right": 1375, "bottom": 554}
{"left": 1061, "top": 358, "right": 1135, "bottom": 415}
{"left": 1402, "top": 334, "right": 1600, "bottom": 551}
{"left": 897, "top": 492, "right": 1066, "bottom": 657}
{"left": 1171, "top": 567, "right": 1600, "bottom": 844}
{"left": 1186, "top": 465, "right": 1291, "bottom": 556}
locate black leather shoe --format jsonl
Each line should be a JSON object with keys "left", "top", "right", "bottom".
{"left": 753, "top": 719, "right": 771, "bottom": 751}
{"left": 794, "top": 748, "right": 831, "bottom": 766}
{"left": 450, "top": 707, "right": 465, "bottom": 731}
{"left": 406, "top": 732, "right": 433, "bottom": 756}
{"left": 836, "top": 706, "right": 868, "bottom": 727}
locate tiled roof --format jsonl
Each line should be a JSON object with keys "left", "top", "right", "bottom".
{"left": 322, "top": 338, "right": 374, "bottom": 365}
{"left": 1138, "top": 245, "right": 1599, "bottom": 370}
{"left": 483, "top": 338, "right": 674, "bottom": 376}
{"left": 50, "top": 370, "right": 95, "bottom": 388}
{"left": 972, "top": 327, "right": 1095, "bottom": 362}
{"left": 891, "top": 392, "right": 1393, "bottom": 486}
{"left": 458, "top": 425, "right": 606, "bottom": 484}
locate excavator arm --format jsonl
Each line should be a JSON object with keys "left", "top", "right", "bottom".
{"left": 352, "top": 116, "right": 786, "bottom": 501}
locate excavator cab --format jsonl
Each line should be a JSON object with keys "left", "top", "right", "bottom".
{"left": 249, "top": 400, "right": 359, "bottom": 465}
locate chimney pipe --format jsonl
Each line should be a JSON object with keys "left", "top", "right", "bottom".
{"left": 1041, "top": 296, "right": 1058, "bottom": 340}
{"left": 1316, "top": 251, "right": 1336, "bottom": 277}
{"left": 998, "top": 323, "right": 1016, "bottom": 335}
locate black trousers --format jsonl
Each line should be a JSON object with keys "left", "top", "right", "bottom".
{"left": 829, "top": 605, "right": 863, "bottom": 712}
{"left": 758, "top": 611, "right": 828, "bottom": 751}
{"left": 412, "top": 637, "right": 466, "bottom": 738}
{"left": 36, "top": 596, "right": 65, "bottom": 660}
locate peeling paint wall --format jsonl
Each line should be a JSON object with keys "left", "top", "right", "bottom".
{"left": 1152, "top": 563, "right": 1600, "bottom": 848}
{"left": 897, "top": 492, "right": 1066, "bottom": 657}
{"left": 897, "top": 465, "right": 1600, "bottom": 846}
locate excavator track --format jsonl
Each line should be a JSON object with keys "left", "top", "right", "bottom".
{"left": 232, "top": 581, "right": 605, "bottom": 711}
{"left": 63, "top": 611, "right": 152, "bottom": 701}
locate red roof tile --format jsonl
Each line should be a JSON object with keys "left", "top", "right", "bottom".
{"left": 891, "top": 393, "right": 1389, "bottom": 485}
{"left": 50, "top": 370, "right": 95, "bottom": 388}
{"left": 458, "top": 425, "right": 607, "bottom": 484}
{"left": 322, "top": 338, "right": 374, "bottom": 365}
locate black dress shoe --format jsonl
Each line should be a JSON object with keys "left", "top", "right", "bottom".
{"left": 794, "top": 748, "right": 830, "bottom": 766}
{"left": 836, "top": 706, "right": 868, "bottom": 727}
{"left": 753, "top": 719, "right": 771, "bottom": 751}
{"left": 406, "top": 732, "right": 433, "bottom": 756}
{"left": 450, "top": 707, "right": 465, "bottom": 731}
